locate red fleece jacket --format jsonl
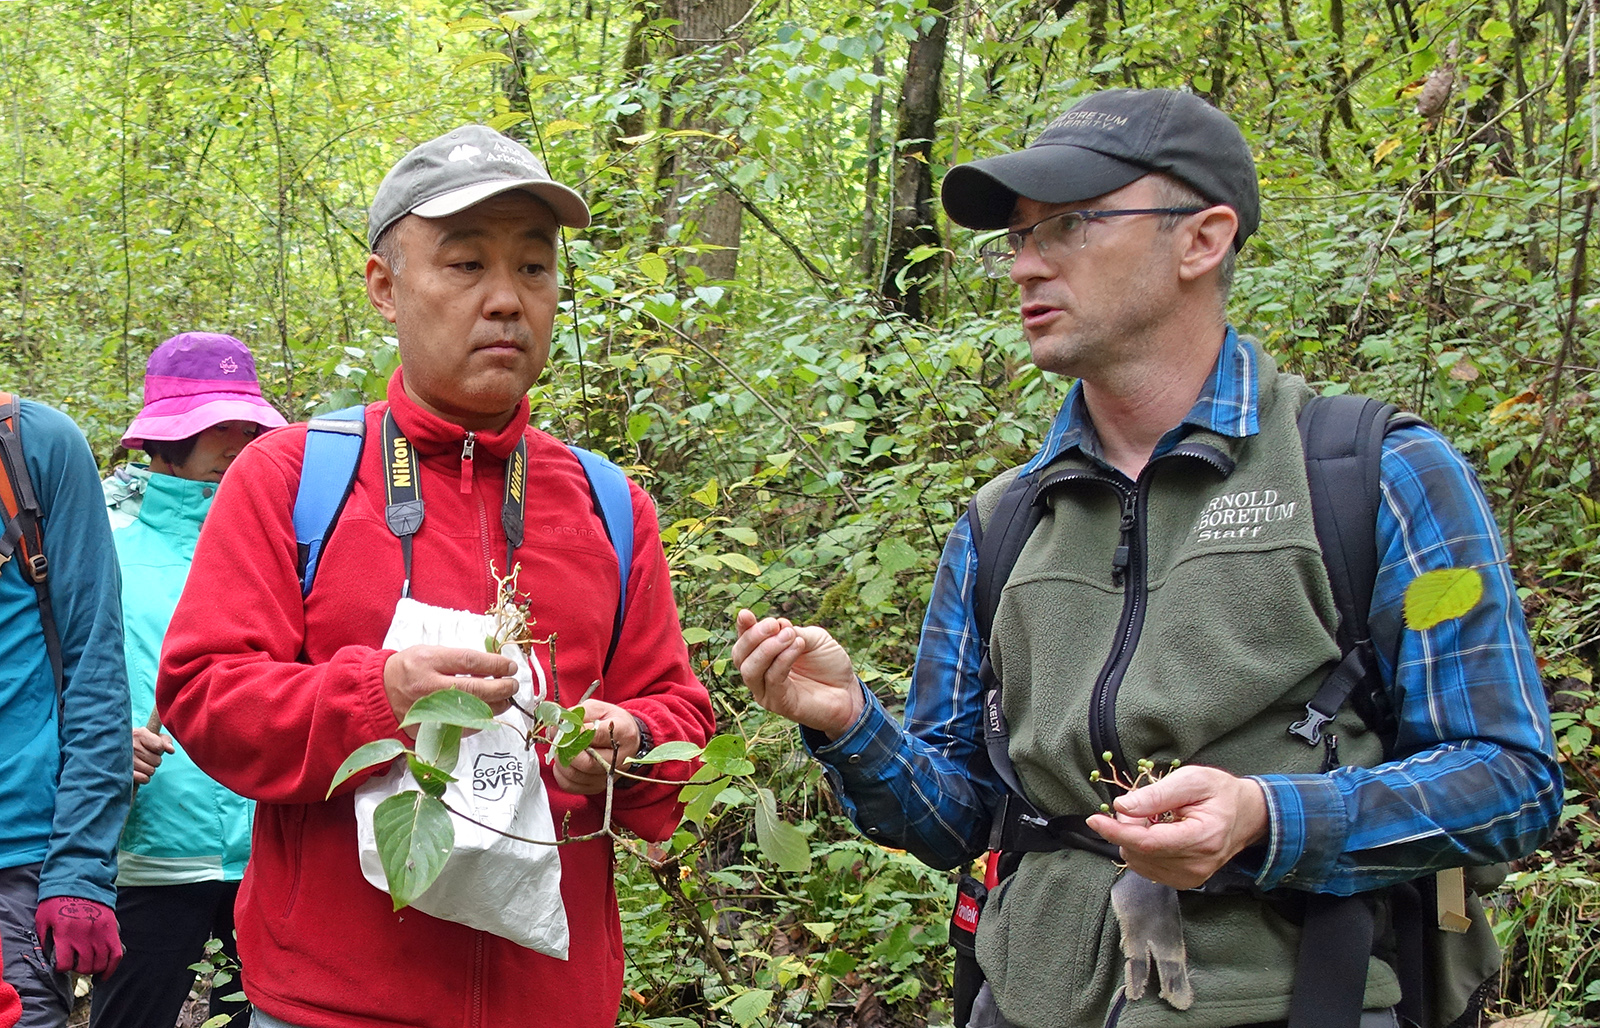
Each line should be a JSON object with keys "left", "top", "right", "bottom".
{"left": 157, "top": 371, "right": 714, "bottom": 1028}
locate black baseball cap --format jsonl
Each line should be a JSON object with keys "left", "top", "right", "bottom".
{"left": 368, "top": 125, "right": 590, "bottom": 249}
{"left": 940, "top": 88, "right": 1259, "bottom": 249}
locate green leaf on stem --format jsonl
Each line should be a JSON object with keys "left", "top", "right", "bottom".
{"left": 876, "top": 537, "right": 919, "bottom": 575}
{"left": 701, "top": 734, "right": 756, "bottom": 776}
{"left": 754, "top": 787, "right": 811, "bottom": 872}
{"left": 405, "top": 754, "right": 457, "bottom": 800}
{"left": 720, "top": 988, "right": 775, "bottom": 1027}
{"left": 399, "top": 689, "right": 501, "bottom": 733}
{"left": 679, "top": 777, "right": 730, "bottom": 824}
{"left": 632, "top": 740, "right": 705, "bottom": 764}
{"left": 327, "top": 738, "right": 406, "bottom": 797}
{"left": 487, "top": 112, "right": 527, "bottom": 133}
{"left": 453, "top": 51, "right": 513, "bottom": 73}
{"left": 531, "top": 700, "right": 562, "bottom": 727}
{"left": 415, "top": 722, "right": 462, "bottom": 775}
{"left": 445, "top": 15, "right": 498, "bottom": 31}
{"left": 373, "top": 790, "right": 453, "bottom": 910}
{"left": 686, "top": 761, "right": 725, "bottom": 784}
{"left": 555, "top": 726, "right": 597, "bottom": 766}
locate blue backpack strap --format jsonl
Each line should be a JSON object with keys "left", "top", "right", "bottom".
{"left": 568, "top": 445, "right": 634, "bottom": 672}
{"left": 294, "top": 405, "right": 367, "bottom": 596}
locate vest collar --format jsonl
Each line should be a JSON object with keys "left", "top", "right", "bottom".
{"left": 384, "top": 367, "right": 530, "bottom": 460}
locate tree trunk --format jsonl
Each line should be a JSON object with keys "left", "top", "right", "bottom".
{"left": 859, "top": 50, "right": 887, "bottom": 282}
{"left": 663, "top": 0, "right": 751, "bottom": 284}
{"left": 1205, "top": 4, "right": 1232, "bottom": 106}
{"left": 612, "top": 0, "right": 650, "bottom": 147}
{"left": 1328, "top": 0, "right": 1355, "bottom": 131}
{"left": 583, "top": 0, "right": 652, "bottom": 254}
{"left": 1087, "top": 0, "right": 1110, "bottom": 84}
{"left": 880, "top": 0, "right": 953, "bottom": 320}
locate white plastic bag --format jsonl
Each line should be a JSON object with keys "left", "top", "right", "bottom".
{"left": 354, "top": 596, "right": 571, "bottom": 958}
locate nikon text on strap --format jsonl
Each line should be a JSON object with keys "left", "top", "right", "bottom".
{"left": 381, "top": 410, "right": 527, "bottom": 601}
{"left": 0, "top": 392, "right": 64, "bottom": 702}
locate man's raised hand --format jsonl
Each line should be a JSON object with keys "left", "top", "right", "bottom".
{"left": 732, "top": 609, "right": 862, "bottom": 738}
{"left": 382, "top": 644, "right": 519, "bottom": 735}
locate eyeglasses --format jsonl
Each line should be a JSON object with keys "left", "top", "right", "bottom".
{"left": 978, "top": 206, "right": 1208, "bottom": 278}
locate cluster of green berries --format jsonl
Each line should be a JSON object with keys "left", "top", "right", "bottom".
{"left": 1089, "top": 754, "right": 1184, "bottom": 816}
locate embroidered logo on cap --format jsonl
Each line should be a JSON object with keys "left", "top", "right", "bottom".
{"left": 448, "top": 144, "right": 483, "bottom": 162}
{"left": 219, "top": 356, "right": 239, "bottom": 374}
{"left": 1048, "top": 110, "right": 1131, "bottom": 134}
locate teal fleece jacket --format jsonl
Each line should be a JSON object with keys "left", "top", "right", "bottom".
{"left": 111, "top": 469, "right": 252, "bottom": 884}
{"left": 0, "top": 400, "right": 130, "bottom": 905}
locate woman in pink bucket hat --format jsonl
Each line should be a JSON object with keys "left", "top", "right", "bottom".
{"left": 94, "top": 332, "right": 283, "bottom": 1028}
{"left": 104, "top": 333, "right": 286, "bottom": 524}
{"left": 119, "top": 332, "right": 287, "bottom": 478}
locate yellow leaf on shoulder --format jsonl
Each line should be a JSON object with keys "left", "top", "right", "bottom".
{"left": 1404, "top": 568, "right": 1485, "bottom": 631}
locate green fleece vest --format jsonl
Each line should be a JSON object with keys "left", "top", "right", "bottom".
{"left": 971, "top": 352, "right": 1401, "bottom": 1028}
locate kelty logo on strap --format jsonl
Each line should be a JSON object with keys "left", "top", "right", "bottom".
{"left": 953, "top": 891, "right": 982, "bottom": 933}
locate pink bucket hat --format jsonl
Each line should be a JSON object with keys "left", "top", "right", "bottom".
{"left": 121, "top": 332, "right": 287, "bottom": 449}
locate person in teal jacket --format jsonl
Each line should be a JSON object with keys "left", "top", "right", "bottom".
{"left": 89, "top": 333, "right": 283, "bottom": 1028}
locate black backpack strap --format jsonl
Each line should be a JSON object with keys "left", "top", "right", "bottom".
{"left": 968, "top": 475, "right": 1042, "bottom": 830}
{"left": 967, "top": 475, "right": 1120, "bottom": 859}
{"left": 1288, "top": 892, "right": 1379, "bottom": 1028}
{"left": 1290, "top": 394, "right": 1422, "bottom": 760}
{"left": 969, "top": 472, "right": 1045, "bottom": 647}
{"left": 1288, "top": 394, "right": 1430, "bottom": 1028}
{"left": 0, "top": 393, "right": 63, "bottom": 706}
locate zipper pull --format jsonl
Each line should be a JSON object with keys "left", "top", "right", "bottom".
{"left": 1111, "top": 492, "right": 1136, "bottom": 585}
{"left": 460, "top": 432, "right": 476, "bottom": 494}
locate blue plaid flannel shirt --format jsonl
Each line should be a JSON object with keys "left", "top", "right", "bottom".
{"left": 806, "top": 328, "right": 1561, "bottom": 895}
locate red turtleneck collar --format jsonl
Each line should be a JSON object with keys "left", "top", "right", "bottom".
{"left": 385, "top": 366, "right": 531, "bottom": 460}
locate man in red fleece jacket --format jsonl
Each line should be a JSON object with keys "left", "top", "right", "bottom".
{"left": 156, "top": 125, "right": 715, "bottom": 1028}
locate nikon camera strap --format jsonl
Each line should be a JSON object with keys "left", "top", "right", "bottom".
{"left": 380, "top": 410, "right": 527, "bottom": 599}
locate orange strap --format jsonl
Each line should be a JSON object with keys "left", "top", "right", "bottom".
{"left": 0, "top": 389, "right": 46, "bottom": 579}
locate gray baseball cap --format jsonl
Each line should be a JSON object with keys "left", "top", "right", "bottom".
{"left": 941, "top": 89, "right": 1259, "bottom": 249}
{"left": 368, "top": 125, "right": 591, "bottom": 249}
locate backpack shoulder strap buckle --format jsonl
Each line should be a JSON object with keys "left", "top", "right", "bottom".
{"left": 1288, "top": 706, "right": 1334, "bottom": 746}
{"left": 25, "top": 552, "right": 46, "bottom": 584}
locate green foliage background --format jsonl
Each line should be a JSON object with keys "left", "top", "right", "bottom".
{"left": 4, "top": 0, "right": 1599, "bottom": 1023}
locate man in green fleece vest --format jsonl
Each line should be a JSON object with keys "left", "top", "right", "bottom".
{"left": 732, "top": 89, "right": 1560, "bottom": 1028}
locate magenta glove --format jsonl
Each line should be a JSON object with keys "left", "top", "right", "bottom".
{"left": 33, "top": 896, "right": 122, "bottom": 976}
